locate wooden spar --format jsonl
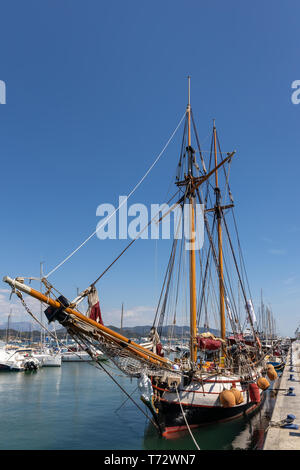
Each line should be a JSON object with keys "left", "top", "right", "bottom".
{"left": 205, "top": 204, "right": 234, "bottom": 213}
{"left": 176, "top": 151, "right": 235, "bottom": 189}
{"left": 213, "top": 121, "right": 226, "bottom": 342}
{"left": 187, "top": 77, "right": 198, "bottom": 364}
{"left": 3, "top": 276, "right": 171, "bottom": 368}
{"left": 187, "top": 76, "right": 192, "bottom": 146}
{"left": 213, "top": 121, "right": 219, "bottom": 188}
{"left": 189, "top": 198, "right": 198, "bottom": 363}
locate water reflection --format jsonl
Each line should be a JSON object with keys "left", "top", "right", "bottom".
{"left": 231, "top": 389, "right": 276, "bottom": 450}
{"left": 0, "top": 363, "right": 279, "bottom": 449}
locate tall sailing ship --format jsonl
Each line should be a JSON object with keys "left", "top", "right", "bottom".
{"left": 4, "top": 80, "right": 276, "bottom": 436}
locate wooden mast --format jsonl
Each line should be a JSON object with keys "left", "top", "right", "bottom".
{"left": 187, "top": 76, "right": 198, "bottom": 363}
{"left": 213, "top": 121, "right": 226, "bottom": 342}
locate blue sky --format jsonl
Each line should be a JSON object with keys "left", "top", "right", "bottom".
{"left": 0, "top": 0, "right": 300, "bottom": 335}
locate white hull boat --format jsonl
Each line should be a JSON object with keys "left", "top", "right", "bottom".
{"left": 0, "top": 348, "right": 40, "bottom": 371}
{"left": 61, "top": 348, "right": 106, "bottom": 362}
{"left": 33, "top": 350, "right": 62, "bottom": 367}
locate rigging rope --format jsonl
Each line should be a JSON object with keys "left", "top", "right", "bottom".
{"left": 11, "top": 289, "right": 106, "bottom": 364}
{"left": 175, "top": 385, "right": 201, "bottom": 450}
{"left": 90, "top": 190, "right": 180, "bottom": 289}
{"left": 45, "top": 111, "right": 186, "bottom": 280}
{"left": 12, "top": 287, "right": 161, "bottom": 432}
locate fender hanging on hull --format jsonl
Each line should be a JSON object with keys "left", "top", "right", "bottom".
{"left": 152, "top": 391, "right": 266, "bottom": 437}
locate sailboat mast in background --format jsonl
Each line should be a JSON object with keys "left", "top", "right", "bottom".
{"left": 120, "top": 302, "right": 124, "bottom": 333}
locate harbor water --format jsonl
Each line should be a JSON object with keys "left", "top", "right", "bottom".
{"left": 0, "top": 362, "right": 277, "bottom": 450}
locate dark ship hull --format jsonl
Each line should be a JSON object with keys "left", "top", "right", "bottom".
{"left": 147, "top": 377, "right": 268, "bottom": 436}
{"left": 151, "top": 393, "right": 265, "bottom": 436}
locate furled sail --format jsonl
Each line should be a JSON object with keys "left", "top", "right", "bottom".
{"left": 87, "top": 286, "right": 103, "bottom": 325}
{"left": 246, "top": 299, "right": 256, "bottom": 324}
{"left": 196, "top": 332, "right": 225, "bottom": 351}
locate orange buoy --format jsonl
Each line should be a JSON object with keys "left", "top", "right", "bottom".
{"left": 219, "top": 389, "right": 236, "bottom": 407}
{"left": 257, "top": 377, "right": 270, "bottom": 390}
{"left": 267, "top": 367, "right": 277, "bottom": 381}
{"left": 230, "top": 387, "right": 244, "bottom": 405}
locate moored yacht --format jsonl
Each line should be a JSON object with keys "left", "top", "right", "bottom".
{"left": 0, "top": 347, "right": 40, "bottom": 371}
{"left": 32, "top": 347, "right": 62, "bottom": 367}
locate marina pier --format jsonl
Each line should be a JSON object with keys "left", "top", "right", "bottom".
{"left": 264, "top": 341, "right": 300, "bottom": 450}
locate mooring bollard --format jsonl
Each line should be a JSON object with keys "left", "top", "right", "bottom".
{"left": 281, "top": 414, "right": 299, "bottom": 430}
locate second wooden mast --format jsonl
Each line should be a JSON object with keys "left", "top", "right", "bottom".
{"left": 213, "top": 120, "right": 226, "bottom": 343}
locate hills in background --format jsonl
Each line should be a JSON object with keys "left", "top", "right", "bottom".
{"left": 0, "top": 321, "right": 220, "bottom": 341}
{"left": 0, "top": 321, "right": 38, "bottom": 331}
{"left": 109, "top": 325, "right": 220, "bottom": 338}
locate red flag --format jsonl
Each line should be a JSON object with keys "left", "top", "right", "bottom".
{"left": 87, "top": 286, "right": 104, "bottom": 325}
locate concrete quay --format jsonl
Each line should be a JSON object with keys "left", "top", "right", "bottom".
{"left": 263, "top": 340, "right": 300, "bottom": 450}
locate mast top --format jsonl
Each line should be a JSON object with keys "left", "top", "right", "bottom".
{"left": 187, "top": 75, "right": 191, "bottom": 109}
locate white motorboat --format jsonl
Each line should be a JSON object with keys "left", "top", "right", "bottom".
{"left": 61, "top": 346, "right": 106, "bottom": 362}
{"left": 32, "top": 348, "right": 62, "bottom": 367}
{"left": 0, "top": 347, "right": 21, "bottom": 371}
{"left": 61, "top": 349, "right": 91, "bottom": 362}
{"left": 0, "top": 347, "right": 40, "bottom": 371}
